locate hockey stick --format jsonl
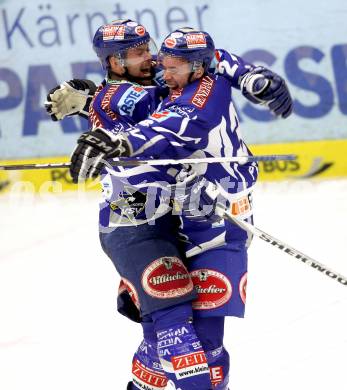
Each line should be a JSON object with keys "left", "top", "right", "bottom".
{"left": 0, "top": 154, "right": 296, "bottom": 171}
{"left": 218, "top": 205, "right": 347, "bottom": 286}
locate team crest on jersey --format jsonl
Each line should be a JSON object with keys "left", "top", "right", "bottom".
{"left": 142, "top": 257, "right": 193, "bottom": 299}
{"left": 186, "top": 33, "right": 207, "bottom": 48}
{"left": 110, "top": 189, "right": 147, "bottom": 221}
{"left": 190, "top": 269, "right": 232, "bottom": 310}
{"left": 103, "top": 25, "right": 125, "bottom": 41}
{"left": 150, "top": 110, "right": 180, "bottom": 122}
{"left": 239, "top": 272, "right": 247, "bottom": 305}
{"left": 191, "top": 75, "right": 214, "bottom": 108}
{"left": 118, "top": 277, "right": 140, "bottom": 309}
{"left": 170, "top": 105, "right": 195, "bottom": 117}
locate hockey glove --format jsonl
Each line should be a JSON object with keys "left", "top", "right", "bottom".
{"left": 240, "top": 66, "right": 293, "bottom": 118}
{"left": 70, "top": 128, "right": 132, "bottom": 183}
{"left": 45, "top": 79, "right": 97, "bottom": 121}
{"left": 174, "top": 166, "right": 223, "bottom": 223}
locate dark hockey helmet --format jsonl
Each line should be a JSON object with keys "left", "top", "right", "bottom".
{"left": 159, "top": 27, "right": 215, "bottom": 71}
{"left": 92, "top": 19, "right": 151, "bottom": 71}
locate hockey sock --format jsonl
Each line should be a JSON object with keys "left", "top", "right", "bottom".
{"left": 151, "top": 303, "right": 213, "bottom": 390}
{"left": 130, "top": 318, "right": 168, "bottom": 390}
{"left": 193, "top": 316, "right": 230, "bottom": 390}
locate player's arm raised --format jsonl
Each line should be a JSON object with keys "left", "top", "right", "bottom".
{"left": 240, "top": 66, "right": 293, "bottom": 118}
{"left": 212, "top": 49, "right": 293, "bottom": 118}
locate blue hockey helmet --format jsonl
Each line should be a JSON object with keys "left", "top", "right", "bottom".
{"left": 159, "top": 27, "right": 215, "bottom": 71}
{"left": 93, "top": 19, "right": 151, "bottom": 71}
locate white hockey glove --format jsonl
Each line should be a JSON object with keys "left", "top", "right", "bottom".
{"left": 69, "top": 128, "right": 132, "bottom": 183}
{"left": 45, "top": 79, "right": 97, "bottom": 121}
{"left": 240, "top": 66, "right": 293, "bottom": 118}
{"left": 174, "top": 165, "right": 225, "bottom": 223}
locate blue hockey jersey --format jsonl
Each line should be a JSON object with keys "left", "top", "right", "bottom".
{"left": 122, "top": 72, "right": 258, "bottom": 256}
{"left": 90, "top": 50, "right": 257, "bottom": 255}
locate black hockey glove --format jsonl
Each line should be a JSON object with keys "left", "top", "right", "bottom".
{"left": 174, "top": 166, "right": 225, "bottom": 223}
{"left": 45, "top": 79, "right": 97, "bottom": 121}
{"left": 70, "top": 128, "right": 132, "bottom": 183}
{"left": 241, "top": 66, "right": 293, "bottom": 118}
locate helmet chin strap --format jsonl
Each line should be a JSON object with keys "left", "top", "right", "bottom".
{"left": 188, "top": 60, "right": 204, "bottom": 83}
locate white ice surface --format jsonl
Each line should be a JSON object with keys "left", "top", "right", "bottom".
{"left": 0, "top": 180, "right": 346, "bottom": 390}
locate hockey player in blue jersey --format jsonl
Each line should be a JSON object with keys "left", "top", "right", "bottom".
{"left": 46, "top": 21, "right": 292, "bottom": 390}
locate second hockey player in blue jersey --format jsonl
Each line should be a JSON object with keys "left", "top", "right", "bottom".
{"left": 63, "top": 24, "right": 292, "bottom": 390}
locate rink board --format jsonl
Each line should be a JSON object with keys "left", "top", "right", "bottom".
{"left": 0, "top": 139, "right": 346, "bottom": 193}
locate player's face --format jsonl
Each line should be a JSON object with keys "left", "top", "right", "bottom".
{"left": 125, "top": 44, "right": 153, "bottom": 79}
{"left": 162, "top": 56, "right": 192, "bottom": 90}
